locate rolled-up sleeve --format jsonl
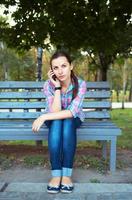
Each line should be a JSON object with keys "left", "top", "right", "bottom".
{"left": 43, "top": 81, "right": 54, "bottom": 112}
{"left": 67, "top": 80, "right": 87, "bottom": 118}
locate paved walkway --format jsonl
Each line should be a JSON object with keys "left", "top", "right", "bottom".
{"left": 112, "top": 102, "right": 132, "bottom": 109}
{"left": 0, "top": 168, "right": 132, "bottom": 200}
{"left": 0, "top": 182, "right": 132, "bottom": 200}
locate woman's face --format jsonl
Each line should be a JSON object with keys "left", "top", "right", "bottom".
{"left": 51, "top": 56, "right": 73, "bottom": 82}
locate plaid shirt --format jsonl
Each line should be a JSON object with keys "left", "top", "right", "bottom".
{"left": 43, "top": 77, "right": 87, "bottom": 122}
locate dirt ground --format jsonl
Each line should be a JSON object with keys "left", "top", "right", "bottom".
{"left": 0, "top": 144, "right": 132, "bottom": 184}
{"left": 0, "top": 144, "right": 132, "bottom": 168}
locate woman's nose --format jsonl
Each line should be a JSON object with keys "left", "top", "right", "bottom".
{"left": 58, "top": 69, "right": 63, "bottom": 74}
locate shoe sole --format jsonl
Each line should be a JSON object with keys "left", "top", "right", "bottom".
{"left": 60, "top": 189, "right": 73, "bottom": 193}
{"left": 47, "top": 190, "right": 60, "bottom": 194}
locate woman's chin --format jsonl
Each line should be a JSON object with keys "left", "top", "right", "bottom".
{"left": 58, "top": 76, "right": 66, "bottom": 81}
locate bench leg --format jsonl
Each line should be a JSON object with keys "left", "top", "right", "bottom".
{"left": 102, "top": 141, "right": 107, "bottom": 159}
{"left": 110, "top": 138, "right": 117, "bottom": 172}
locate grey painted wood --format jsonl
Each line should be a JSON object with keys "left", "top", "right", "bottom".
{"left": 0, "top": 111, "right": 110, "bottom": 119}
{"left": 0, "top": 81, "right": 110, "bottom": 89}
{"left": 0, "top": 92, "right": 44, "bottom": 99}
{"left": 86, "top": 82, "right": 110, "bottom": 89}
{"left": 0, "top": 91, "right": 110, "bottom": 99}
{"left": 0, "top": 101, "right": 111, "bottom": 109}
{"left": 102, "top": 141, "right": 107, "bottom": 159}
{"left": 0, "top": 81, "right": 45, "bottom": 89}
{"left": 0, "top": 120, "right": 115, "bottom": 125}
{"left": 110, "top": 138, "right": 117, "bottom": 172}
{"left": 0, "top": 127, "right": 121, "bottom": 138}
{"left": 0, "top": 102, "right": 46, "bottom": 109}
{"left": 85, "top": 111, "right": 110, "bottom": 119}
{"left": 85, "top": 91, "right": 110, "bottom": 98}
{"left": 83, "top": 101, "right": 111, "bottom": 108}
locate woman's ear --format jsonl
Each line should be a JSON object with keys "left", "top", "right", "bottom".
{"left": 70, "top": 64, "right": 73, "bottom": 70}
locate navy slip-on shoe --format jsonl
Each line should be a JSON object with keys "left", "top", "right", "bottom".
{"left": 60, "top": 184, "right": 74, "bottom": 193}
{"left": 47, "top": 184, "right": 60, "bottom": 194}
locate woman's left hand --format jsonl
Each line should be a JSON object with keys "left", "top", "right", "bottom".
{"left": 32, "top": 115, "right": 45, "bottom": 133}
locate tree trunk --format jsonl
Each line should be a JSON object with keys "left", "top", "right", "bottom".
{"left": 96, "top": 67, "right": 107, "bottom": 81}
{"left": 129, "top": 79, "right": 132, "bottom": 101}
{"left": 37, "top": 47, "right": 43, "bottom": 81}
{"left": 101, "top": 67, "right": 107, "bottom": 81}
{"left": 122, "top": 59, "right": 127, "bottom": 109}
{"left": 98, "top": 51, "right": 110, "bottom": 81}
{"left": 116, "top": 90, "right": 120, "bottom": 102}
{"left": 4, "top": 63, "right": 8, "bottom": 81}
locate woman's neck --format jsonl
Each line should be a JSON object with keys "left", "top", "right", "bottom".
{"left": 61, "top": 77, "right": 72, "bottom": 89}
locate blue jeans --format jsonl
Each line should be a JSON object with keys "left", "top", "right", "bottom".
{"left": 45, "top": 117, "right": 82, "bottom": 177}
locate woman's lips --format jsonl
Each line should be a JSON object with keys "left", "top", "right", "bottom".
{"left": 59, "top": 75, "right": 65, "bottom": 79}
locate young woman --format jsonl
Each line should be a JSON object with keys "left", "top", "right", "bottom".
{"left": 32, "top": 51, "right": 87, "bottom": 194}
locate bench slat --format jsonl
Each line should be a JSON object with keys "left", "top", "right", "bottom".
{"left": 0, "top": 92, "right": 44, "bottom": 99}
{"left": 0, "top": 81, "right": 44, "bottom": 89}
{"left": 85, "top": 111, "right": 110, "bottom": 119}
{"left": 0, "top": 121, "right": 117, "bottom": 127}
{"left": 0, "top": 102, "right": 45, "bottom": 109}
{"left": 0, "top": 111, "right": 110, "bottom": 119}
{"left": 0, "top": 126, "right": 121, "bottom": 141}
{"left": 0, "top": 81, "right": 110, "bottom": 89}
{"left": 0, "top": 129, "right": 121, "bottom": 135}
{"left": 0, "top": 124, "right": 119, "bottom": 129}
{"left": 0, "top": 134, "right": 118, "bottom": 141}
{"left": 85, "top": 91, "right": 110, "bottom": 98}
{"left": 0, "top": 91, "right": 110, "bottom": 99}
{"left": 0, "top": 101, "right": 111, "bottom": 109}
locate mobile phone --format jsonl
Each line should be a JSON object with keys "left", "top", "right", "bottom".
{"left": 52, "top": 74, "right": 57, "bottom": 81}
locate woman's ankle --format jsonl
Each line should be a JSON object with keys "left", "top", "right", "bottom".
{"left": 61, "top": 176, "right": 73, "bottom": 184}
{"left": 49, "top": 177, "right": 61, "bottom": 186}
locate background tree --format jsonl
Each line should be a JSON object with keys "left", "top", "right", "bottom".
{"left": 0, "top": 43, "right": 36, "bottom": 80}
{"left": 47, "top": 0, "right": 132, "bottom": 80}
{"left": 108, "top": 56, "right": 132, "bottom": 103}
{"left": 0, "top": 0, "right": 132, "bottom": 80}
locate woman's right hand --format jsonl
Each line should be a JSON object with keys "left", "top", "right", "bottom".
{"left": 48, "top": 70, "right": 61, "bottom": 87}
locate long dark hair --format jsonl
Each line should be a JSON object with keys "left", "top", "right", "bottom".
{"left": 50, "top": 50, "right": 78, "bottom": 99}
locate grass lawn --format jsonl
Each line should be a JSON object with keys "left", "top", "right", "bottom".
{"left": 110, "top": 108, "right": 132, "bottom": 149}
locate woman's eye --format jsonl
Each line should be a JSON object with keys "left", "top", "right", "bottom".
{"left": 62, "top": 64, "right": 66, "bottom": 68}
{"left": 53, "top": 66, "right": 58, "bottom": 70}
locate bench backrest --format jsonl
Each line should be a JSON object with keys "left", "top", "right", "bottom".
{"left": 0, "top": 81, "right": 111, "bottom": 120}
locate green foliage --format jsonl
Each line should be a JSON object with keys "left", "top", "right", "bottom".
{"left": 108, "top": 57, "right": 132, "bottom": 92}
{"left": 0, "top": 15, "right": 10, "bottom": 41}
{"left": 0, "top": 0, "right": 131, "bottom": 77}
{"left": 0, "top": 44, "right": 36, "bottom": 80}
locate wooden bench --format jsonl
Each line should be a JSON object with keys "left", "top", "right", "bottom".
{"left": 0, "top": 81, "right": 121, "bottom": 172}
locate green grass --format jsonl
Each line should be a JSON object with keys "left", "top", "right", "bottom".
{"left": 110, "top": 109, "right": 132, "bottom": 149}
{"left": 1, "top": 109, "right": 132, "bottom": 150}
